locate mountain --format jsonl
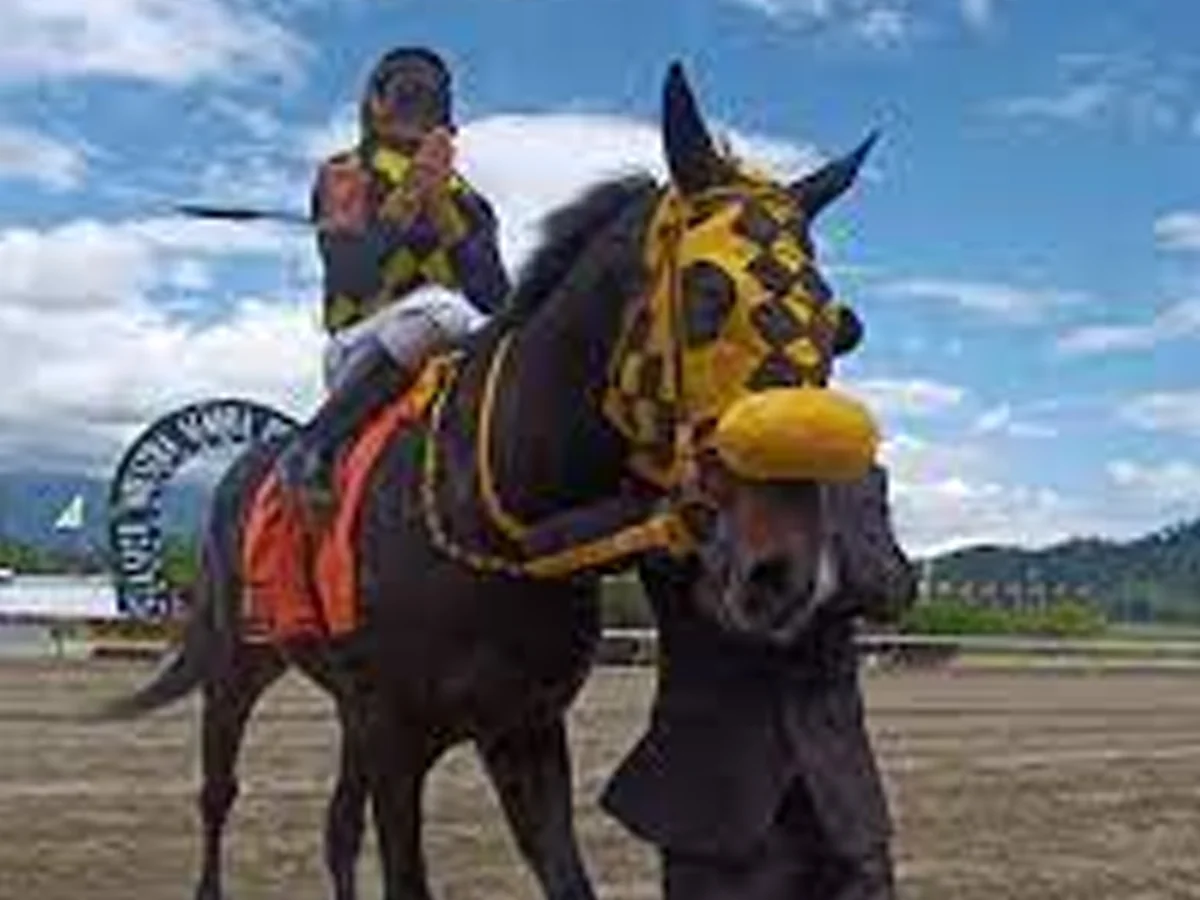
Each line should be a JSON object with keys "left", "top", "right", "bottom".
{"left": 926, "top": 520, "right": 1200, "bottom": 623}
{"left": 0, "top": 471, "right": 212, "bottom": 555}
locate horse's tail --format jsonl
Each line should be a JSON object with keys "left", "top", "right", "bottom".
{"left": 90, "top": 557, "right": 223, "bottom": 720}
{"left": 88, "top": 444, "right": 274, "bottom": 721}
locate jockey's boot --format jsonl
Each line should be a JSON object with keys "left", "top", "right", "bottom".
{"left": 276, "top": 344, "right": 414, "bottom": 527}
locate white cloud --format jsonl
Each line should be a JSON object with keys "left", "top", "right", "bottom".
{"left": 853, "top": 386, "right": 1198, "bottom": 552}
{"left": 1056, "top": 298, "right": 1200, "bottom": 356}
{"left": 166, "top": 259, "right": 212, "bottom": 291}
{"left": 989, "top": 51, "right": 1198, "bottom": 135}
{"left": 0, "top": 216, "right": 306, "bottom": 314}
{"left": 879, "top": 432, "right": 1097, "bottom": 554}
{"left": 122, "top": 216, "right": 306, "bottom": 257}
{"left": 971, "top": 403, "right": 1056, "bottom": 438}
{"left": 842, "top": 376, "right": 966, "bottom": 418}
{"left": 192, "top": 155, "right": 309, "bottom": 214}
{"left": 851, "top": 7, "right": 911, "bottom": 48}
{"left": 723, "top": 0, "right": 917, "bottom": 47}
{"left": 0, "top": 0, "right": 306, "bottom": 85}
{"left": 0, "top": 125, "right": 87, "bottom": 190}
{"left": 456, "top": 112, "right": 822, "bottom": 273}
{"left": 1108, "top": 460, "right": 1200, "bottom": 511}
{"left": 0, "top": 221, "right": 154, "bottom": 312}
{"left": 960, "top": 0, "right": 995, "bottom": 31}
{"left": 0, "top": 208, "right": 324, "bottom": 472}
{"left": 876, "top": 429, "right": 1183, "bottom": 555}
{"left": 0, "top": 298, "right": 321, "bottom": 473}
{"left": 206, "top": 98, "right": 284, "bottom": 141}
{"left": 730, "top": 0, "right": 826, "bottom": 17}
{"left": 299, "top": 105, "right": 357, "bottom": 163}
{"left": 1119, "top": 389, "right": 1200, "bottom": 437}
{"left": 1155, "top": 211, "right": 1200, "bottom": 253}
{"left": 992, "top": 83, "right": 1113, "bottom": 124}
{"left": 875, "top": 276, "right": 1086, "bottom": 322}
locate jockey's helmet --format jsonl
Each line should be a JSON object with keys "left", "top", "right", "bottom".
{"left": 361, "top": 46, "right": 454, "bottom": 145}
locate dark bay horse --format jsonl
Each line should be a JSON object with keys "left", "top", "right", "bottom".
{"left": 96, "top": 61, "right": 877, "bottom": 900}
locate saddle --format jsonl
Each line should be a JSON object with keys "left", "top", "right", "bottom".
{"left": 240, "top": 359, "right": 446, "bottom": 644}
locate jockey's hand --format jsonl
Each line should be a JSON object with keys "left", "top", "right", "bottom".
{"left": 379, "top": 127, "right": 454, "bottom": 226}
{"left": 379, "top": 181, "right": 422, "bottom": 225}
{"left": 411, "top": 127, "right": 454, "bottom": 200}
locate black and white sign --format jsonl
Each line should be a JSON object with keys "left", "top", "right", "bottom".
{"left": 107, "top": 398, "right": 299, "bottom": 618}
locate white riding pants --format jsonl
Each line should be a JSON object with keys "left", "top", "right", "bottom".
{"left": 322, "top": 285, "right": 489, "bottom": 392}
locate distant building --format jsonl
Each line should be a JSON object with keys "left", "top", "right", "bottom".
{"left": 0, "top": 574, "right": 118, "bottom": 620}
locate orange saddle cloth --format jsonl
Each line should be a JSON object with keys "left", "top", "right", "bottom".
{"left": 241, "top": 362, "right": 444, "bottom": 644}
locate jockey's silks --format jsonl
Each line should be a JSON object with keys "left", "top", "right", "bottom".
{"left": 313, "top": 143, "right": 509, "bottom": 334}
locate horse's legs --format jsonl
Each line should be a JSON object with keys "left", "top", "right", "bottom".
{"left": 195, "top": 643, "right": 287, "bottom": 900}
{"left": 478, "top": 717, "right": 598, "bottom": 900}
{"left": 321, "top": 694, "right": 369, "bottom": 900}
{"left": 364, "top": 701, "right": 440, "bottom": 900}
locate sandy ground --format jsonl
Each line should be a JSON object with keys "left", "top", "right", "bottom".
{"left": 1, "top": 659, "right": 1199, "bottom": 900}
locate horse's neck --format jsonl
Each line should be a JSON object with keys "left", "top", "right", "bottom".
{"left": 446, "top": 186, "right": 657, "bottom": 526}
{"left": 498, "top": 321, "right": 628, "bottom": 522}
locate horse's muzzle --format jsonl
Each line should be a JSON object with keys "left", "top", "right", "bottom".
{"left": 690, "top": 473, "right": 839, "bottom": 644}
{"left": 687, "top": 385, "right": 877, "bottom": 643}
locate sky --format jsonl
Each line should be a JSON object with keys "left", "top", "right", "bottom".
{"left": 0, "top": 0, "right": 1197, "bottom": 555}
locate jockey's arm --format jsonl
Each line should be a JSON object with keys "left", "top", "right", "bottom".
{"left": 310, "top": 154, "right": 511, "bottom": 332}
{"left": 310, "top": 161, "right": 386, "bottom": 334}
{"left": 437, "top": 187, "right": 511, "bottom": 315}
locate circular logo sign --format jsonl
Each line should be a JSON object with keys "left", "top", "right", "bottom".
{"left": 108, "top": 398, "right": 298, "bottom": 618}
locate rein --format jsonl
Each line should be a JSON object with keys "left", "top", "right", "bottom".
{"left": 418, "top": 333, "right": 693, "bottom": 579}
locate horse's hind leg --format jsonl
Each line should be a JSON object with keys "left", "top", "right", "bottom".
{"left": 195, "top": 643, "right": 287, "bottom": 900}
{"left": 478, "top": 716, "right": 598, "bottom": 900}
{"left": 299, "top": 649, "right": 370, "bottom": 900}
{"left": 324, "top": 703, "right": 368, "bottom": 900}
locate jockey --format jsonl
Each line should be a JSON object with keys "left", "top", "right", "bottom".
{"left": 277, "top": 46, "right": 510, "bottom": 519}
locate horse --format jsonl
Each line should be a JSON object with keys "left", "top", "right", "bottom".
{"left": 94, "top": 60, "right": 878, "bottom": 900}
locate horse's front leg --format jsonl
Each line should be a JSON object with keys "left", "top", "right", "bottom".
{"left": 363, "top": 699, "right": 442, "bottom": 900}
{"left": 478, "top": 716, "right": 598, "bottom": 900}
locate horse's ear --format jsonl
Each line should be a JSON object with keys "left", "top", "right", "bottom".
{"left": 832, "top": 304, "right": 864, "bottom": 356}
{"left": 662, "top": 61, "right": 724, "bottom": 196}
{"left": 789, "top": 130, "right": 879, "bottom": 219}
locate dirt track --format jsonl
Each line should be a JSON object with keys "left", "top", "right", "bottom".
{"left": 1, "top": 660, "right": 1199, "bottom": 899}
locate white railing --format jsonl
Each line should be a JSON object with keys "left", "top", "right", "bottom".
{"left": 5, "top": 616, "right": 1200, "bottom": 663}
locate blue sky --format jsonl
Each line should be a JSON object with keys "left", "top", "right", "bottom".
{"left": 0, "top": 0, "right": 1197, "bottom": 553}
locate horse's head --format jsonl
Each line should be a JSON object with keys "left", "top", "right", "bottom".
{"left": 602, "top": 62, "right": 882, "bottom": 641}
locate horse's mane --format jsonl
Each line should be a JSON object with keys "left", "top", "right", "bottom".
{"left": 501, "top": 172, "right": 660, "bottom": 325}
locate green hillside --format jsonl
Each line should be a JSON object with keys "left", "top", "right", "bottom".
{"left": 924, "top": 519, "right": 1200, "bottom": 624}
